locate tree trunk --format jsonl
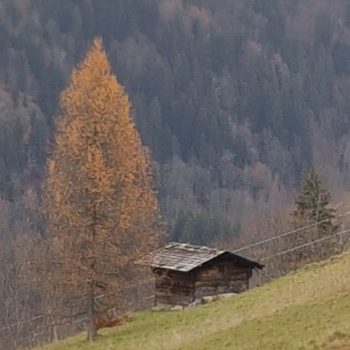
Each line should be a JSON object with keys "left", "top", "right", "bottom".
{"left": 88, "top": 200, "right": 98, "bottom": 341}
{"left": 87, "top": 284, "right": 97, "bottom": 341}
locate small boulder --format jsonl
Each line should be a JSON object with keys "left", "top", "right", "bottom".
{"left": 202, "top": 295, "right": 220, "bottom": 304}
{"left": 188, "top": 298, "right": 202, "bottom": 308}
{"left": 171, "top": 305, "right": 184, "bottom": 311}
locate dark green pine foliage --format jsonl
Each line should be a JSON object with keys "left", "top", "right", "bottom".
{"left": 291, "top": 168, "right": 338, "bottom": 236}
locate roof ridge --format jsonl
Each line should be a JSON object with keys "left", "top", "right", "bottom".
{"left": 166, "top": 241, "right": 223, "bottom": 251}
{"left": 137, "top": 241, "right": 264, "bottom": 271}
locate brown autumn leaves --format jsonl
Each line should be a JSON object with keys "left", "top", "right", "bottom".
{"left": 41, "top": 39, "right": 164, "bottom": 340}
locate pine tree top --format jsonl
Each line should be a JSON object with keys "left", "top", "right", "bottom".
{"left": 291, "top": 168, "right": 337, "bottom": 233}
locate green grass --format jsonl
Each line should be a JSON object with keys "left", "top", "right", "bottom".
{"left": 39, "top": 252, "right": 350, "bottom": 350}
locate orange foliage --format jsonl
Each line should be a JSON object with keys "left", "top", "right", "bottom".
{"left": 43, "top": 38, "right": 163, "bottom": 340}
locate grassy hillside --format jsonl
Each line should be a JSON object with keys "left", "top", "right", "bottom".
{"left": 39, "top": 252, "right": 350, "bottom": 350}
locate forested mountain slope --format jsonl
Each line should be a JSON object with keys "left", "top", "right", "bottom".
{"left": 2, "top": 0, "right": 350, "bottom": 242}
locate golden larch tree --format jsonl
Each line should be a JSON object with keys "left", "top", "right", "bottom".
{"left": 43, "top": 38, "right": 163, "bottom": 340}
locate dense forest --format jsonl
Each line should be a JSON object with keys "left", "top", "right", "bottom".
{"left": 1, "top": 0, "right": 350, "bottom": 244}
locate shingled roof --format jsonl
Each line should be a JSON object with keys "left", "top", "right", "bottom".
{"left": 138, "top": 242, "right": 264, "bottom": 272}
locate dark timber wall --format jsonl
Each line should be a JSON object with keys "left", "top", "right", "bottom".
{"left": 153, "top": 268, "right": 195, "bottom": 307}
{"left": 153, "top": 254, "right": 254, "bottom": 308}
{"left": 193, "top": 257, "right": 252, "bottom": 299}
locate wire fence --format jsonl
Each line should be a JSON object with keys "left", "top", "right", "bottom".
{"left": 262, "top": 228, "right": 350, "bottom": 261}
{"left": 0, "top": 290, "right": 155, "bottom": 349}
{"left": 248, "top": 224, "right": 350, "bottom": 287}
{"left": 233, "top": 210, "right": 350, "bottom": 254}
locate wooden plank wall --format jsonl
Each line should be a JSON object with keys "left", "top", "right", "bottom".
{"left": 153, "top": 257, "right": 254, "bottom": 307}
{"left": 194, "top": 260, "right": 251, "bottom": 299}
{"left": 154, "top": 269, "right": 195, "bottom": 307}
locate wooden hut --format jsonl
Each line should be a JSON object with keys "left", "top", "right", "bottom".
{"left": 139, "top": 242, "right": 264, "bottom": 308}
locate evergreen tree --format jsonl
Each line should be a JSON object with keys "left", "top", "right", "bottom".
{"left": 291, "top": 168, "right": 338, "bottom": 236}
{"left": 43, "top": 38, "right": 163, "bottom": 341}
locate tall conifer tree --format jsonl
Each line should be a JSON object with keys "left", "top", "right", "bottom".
{"left": 43, "top": 38, "right": 162, "bottom": 340}
{"left": 291, "top": 168, "right": 337, "bottom": 236}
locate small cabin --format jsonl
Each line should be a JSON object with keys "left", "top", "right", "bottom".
{"left": 139, "top": 242, "right": 264, "bottom": 308}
